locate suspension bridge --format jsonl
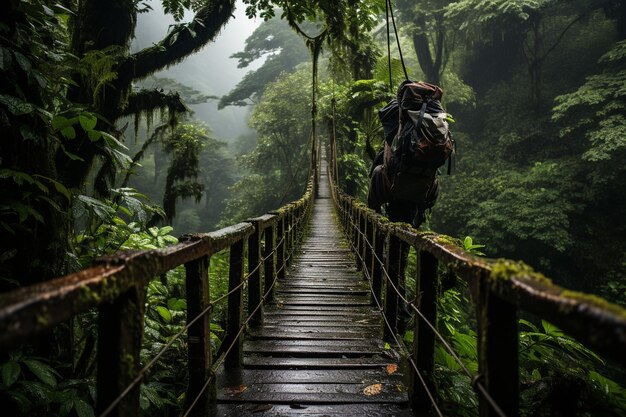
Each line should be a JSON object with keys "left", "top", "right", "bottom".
{"left": 1, "top": 145, "right": 625, "bottom": 417}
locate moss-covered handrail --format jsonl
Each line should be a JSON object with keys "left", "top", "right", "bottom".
{"left": 328, "top": 164, "right": 626, "bottom": 417}
{"left": 0, "top": 175, "right": 316, "bottom": 417}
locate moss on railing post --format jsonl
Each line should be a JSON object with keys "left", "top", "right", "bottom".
{"left": 287, "top": 208, "right": 294, "bottom": 264}
{"left": 225, "top": 239, "right": 245, "bottom": 368}
{"left": 384, "top": 234, "right": 401, "bottom": 340}
{"left": 96, "top": 284, "right": 145, "bottom": 417}
{"left": 476, "top": 281, "right": 519, "bottom": 417}
{"left": 264, "top": 221, "right": 276, "bottom": 303}
{"left": 184, "top": 255, "right": 213, "bottom": 414}
{"left": 248, "top": 222, "right": 263, "bottom": 328}
{"left": 411, "top": 250, "right": 438, "bottom": 411}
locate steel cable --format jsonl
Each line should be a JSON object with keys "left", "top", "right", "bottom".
{"left": 100, "top": 204, "right": 312, "bottom": 417}
{"left": 342, "top": 208, "right": 508, "bottom": 417}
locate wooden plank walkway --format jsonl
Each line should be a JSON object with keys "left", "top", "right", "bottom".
{"left": 215, "top": 162, "right": 411, "bottom": 416}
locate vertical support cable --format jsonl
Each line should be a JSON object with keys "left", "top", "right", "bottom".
{"left": 411, "top": 251, "right": 438, "bottom": 410}
{"left": 185, "top": 255, "right": 213, "bottom": 414}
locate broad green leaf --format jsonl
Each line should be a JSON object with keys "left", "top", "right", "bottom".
{"left": 158, "top": 226, "right": 174, "bottom": 236}
{"left": 0, "top": 94, "right": 34, "bottom": 115}
{"left": 167, "top": 298, "right": 186, "bottom": 311}
{"left": 52, "top": 115, "right": 70, "bottom": 130}
{"left": 13, "top": 51, "right": 32, "bottom": 74}
{"left": 541, "top": 320, "right": 564, "bottom": 337}
{"left": 79, "top": 113, "right": 97, "bottom": 131}
{"left": 156, "top": 306, "right": 172, "bottom": 322}
{"left": 61, "top": 126, "right": 76, "bottom": 139}
{"left": 1, "top": 361, "right": 21, "bottom": 387}
{"left": 87, "top": 130, "right": 101, "bottom": 142}
{"left": 73, "top": 398, "right": 95, "bottom": 417}
{"left": 100, "top": 131, "right": 128, "bottom": 150}
{"left": 23, "top": 358, "right": 57, "bottom": 387}
{"left": 0, "top": 46, "right": 12, "bottom": 71}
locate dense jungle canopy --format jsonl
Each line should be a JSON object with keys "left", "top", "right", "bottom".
{"left": 0, "top": 0, "right": 625, "bottom": 416}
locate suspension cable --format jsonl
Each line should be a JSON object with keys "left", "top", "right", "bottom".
{"left": 387, "top": 0, "right": 409, "bottom": 81}
{"left": 342, "top": 207, "right": 508, "bottom": 417}
{"left": 340, "top": 216, "right": 444, "bottom": 416}
{"left": 385, "top": 0, "right": 393, "bottom": 91}
{"left": 180, "top": 204, "right": 312, "bottom": 417}
{"left": 100, "top": 200, "right": 313, "bottom": 417}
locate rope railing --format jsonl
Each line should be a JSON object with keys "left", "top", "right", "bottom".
{"left": 326, "top": 145, "right": 626, "bottom": 417}
{"left": 0, "top": 170, "right": 317, "bottom": 417}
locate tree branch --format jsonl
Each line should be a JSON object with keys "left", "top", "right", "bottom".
{"left": 118, "top": 89, "right": 187, "bottom": 120}
{"left": 119, "top": 0, "right": 236, "bottom": 83}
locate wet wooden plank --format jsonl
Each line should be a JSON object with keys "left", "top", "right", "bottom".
{"left": 244, "top": 340, "right": 382, "bottom": 356}
{"left": 248, "top": 330, "right": 380, "bottom": 340}
{"left": 215, "top": 403, "right": 414, "bottom": 416}
{"left": 243, "top": 357, "right": 393, "bottom": 369}
{"left": 216, "top": 369, "right": 406, "bottom": 386}
{"left": 217, "top": 162, "right": 409, "bottom": 414}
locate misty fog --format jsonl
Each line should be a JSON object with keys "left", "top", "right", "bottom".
{"left": 132, "top": 0, "right": 263, "bottom": 140}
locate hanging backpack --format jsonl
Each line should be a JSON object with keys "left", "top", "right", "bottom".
{"left": 379, "top": 81, "right": 454, "bottom": 205}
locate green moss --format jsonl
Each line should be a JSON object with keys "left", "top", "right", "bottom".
{"left": 489, "top": 259, "right": 551, "bottom": 285}
{"left": 560, "top": 290, "right": 626, "bottom": 320}
{"left": 36, "top": 314, "right": 49, "bottom": 326}
{"left": 434, "top": 234, "right": 460, "bottom": 247}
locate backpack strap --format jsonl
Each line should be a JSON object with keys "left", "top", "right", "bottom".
{"left": 447, "top": 131, "right": 456, "bottom": 175}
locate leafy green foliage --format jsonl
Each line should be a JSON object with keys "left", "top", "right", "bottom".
{"left": 219, "top": 18, "right": 309, "bottom": 108}
{"left": 0, "top": 352, "right": 95, "bottom": 417}
{"left": 223, "top": 68, "right": 311, "bottom": 222}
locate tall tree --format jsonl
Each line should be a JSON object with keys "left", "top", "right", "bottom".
{"left": 0, "top": 0, "right": 236, "bottom": 287}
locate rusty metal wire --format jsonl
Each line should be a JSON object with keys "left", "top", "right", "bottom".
{"left": 342, "top": 208, "right": 508, "bottom": 417}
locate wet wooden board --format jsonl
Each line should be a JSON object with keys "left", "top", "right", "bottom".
{"left": 215, "top": 403, "right": 415, "bottom": 416}
{"left": 215, "top": 161, "right": 410, "bottom": 414}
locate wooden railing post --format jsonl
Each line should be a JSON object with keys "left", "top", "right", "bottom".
{"left": 384, "top": 234, "right": 401, "bottom": 340}
{"left": 357, "top": 209, "right": 366, "bottom": 271}
{"left": 364, "top": 216, "right": 374, "bottom": 281}
{"left": 264, "top": 221, "right": 276, "bottom": 303}
{"left": 96, "top": 285, "right": 145, "bottom": 417}
{"left": 372, "top": 225, "right": 385, "bottom": 306}
{"left": 225, "top": 239, "right": 245, "bottom": 368}
{"left": 185, "top": 255, "right": 213, "bottom": 414}
{"left": 476, "top": 284, "right": 519, "bottom": 417}
{"left": 353, "top": 207, "right": 361, "bottom": 269}
{"left": 276, "top": 214, "right": 286, "bottom": 281}
{"left": 287, "top": 209, "right": 294, "bottom": 263}
{"left": 248, "top": 222, "right": 263, "bottom": 327}
{"left": 410, "top": 250, "right": 438, "bottom": 410}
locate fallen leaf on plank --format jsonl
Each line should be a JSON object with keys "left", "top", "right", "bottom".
{"left": 223, "top": 385, "right": 247, "bottom": 396}
{"left": 363, "top": 383, "right": 383, "bottom": 396}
